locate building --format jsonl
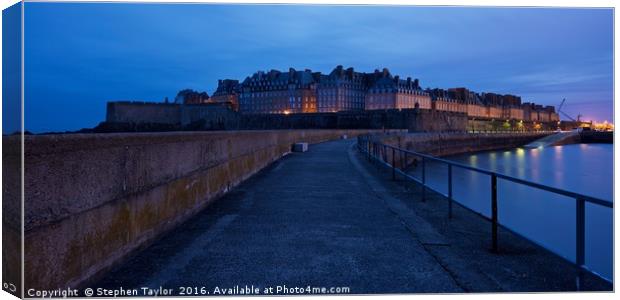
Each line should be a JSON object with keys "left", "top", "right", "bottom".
{"left": 209, "top": 65, "right": 560, "bottom": 124}
{"left": 522, "top": 103, "right": 559, "bottom": 123}
{"left": 238, "top": 68, "right": 318, "bottom": 114}
{"left": 174, "top": 89, "right": 210, "bottom": 104}
{"left": 210, "top": 79, "right": 240, "bottom": 111}
{"left": 317, "top": 65, "right": 366, "bottom": 112}
{"left": 234, "top": 66, "right": 430, "bottom": 113}
{"left": 365, "top": 68, "right": 430, "bottom": 110}
{"left": 450, "top": 88, "right": 488, "bottom": 118}
{"left": 427, "top": 88, "right": 467, "bottom": 113}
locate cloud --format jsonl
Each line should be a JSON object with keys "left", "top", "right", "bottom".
{"left": 507, "top": 69, "right": 610, "bottom": 87}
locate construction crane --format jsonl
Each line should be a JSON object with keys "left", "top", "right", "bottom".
{"left": 557, "top": 98, "right": 581, "bottom": 122}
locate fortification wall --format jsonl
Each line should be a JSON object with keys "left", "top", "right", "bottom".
{"left": 407, "top": 109, "right": 468, "bottom": 132}
{"left": 102, "top": 101, "right": 561, "bottom": 134}
{"left": 6, "top": 129, "right": 386, "bottom": 291}
{"left": 102, "top": 103, "right": 477, "bottom": 132}
{"left": 106, "top": 102, "right": 181, "bottom": 125}
{"left": 376, "top": 132, "right": 550, "bottom": 157}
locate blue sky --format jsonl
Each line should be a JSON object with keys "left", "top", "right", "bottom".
{"left": 23, "top": 3, "right": 613, "bottom": 132}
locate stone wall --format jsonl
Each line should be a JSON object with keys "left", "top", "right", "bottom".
{"left": 103, "top": 101, "right": 560, "bottom": 134}
{"left": 407, "top": 109, "right": 468, "bottom": 132}
{"left": 467, "top": 119, "right": 558, "bottom": 132}
{"left": 5, "top": 129, "right": 385, "bottom": 291}
{"left": 376, "top": 132, "right": 550, "bottom": 157}
{"left": 102, "top": 103, "right": 474, "bottom": 132}
{"left": 2, "top": 136, "right": 22, "bottom": 296}
{"left": 106, "top": 102, "right": 181, "bottom": 125}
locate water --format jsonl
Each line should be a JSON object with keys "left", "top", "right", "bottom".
{"left": 408, "top": 144, "right": 613, "bottom": 281}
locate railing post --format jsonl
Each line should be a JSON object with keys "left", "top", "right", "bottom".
{"left": 367, "top": 139, "right": 371, "bottom": 162}
{"left": 422, "top": 157, "right": 426, "bottom": 202}
{"left": 381, "top": 145, "right": 385, "bottom": 163}
{"left": 384, "top": 145, "right": 387, "bottom": 164}
{"left": 448, "top": 164, "right": 453, "bottom": 219}
{"left": 576, "top": 197, "right": 585, "bottom": 290}
{"left": 392, "top": 147, "right": 396, "bottom": 180}
{"left": 372, "top": 142, "right": 376, "bottom": 163}
{"left": 373, "top": 142, "right": 377, "bottom": 162}
{"left": 491, "top": 173, "right": 498, "bottom": 252}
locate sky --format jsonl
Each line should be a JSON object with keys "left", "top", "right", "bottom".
{"left": 20, "top": 3, "right": 614, "bottom": 133}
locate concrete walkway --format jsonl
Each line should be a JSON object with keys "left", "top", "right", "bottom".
{"left": 96, "top": 139, "right": 611, "bottom": 294}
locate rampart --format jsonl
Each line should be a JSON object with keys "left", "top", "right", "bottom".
{"left": 106, "top": 102, "right": 181, "bottom": 125}
{"left": 4, "top": 129, "right": 389, "bottom": 291}
{"left": 102, "top": 102, "right": 560, "bottom": 134}
{"left": 375, "top": 132, "right": 551, "bottom": 157}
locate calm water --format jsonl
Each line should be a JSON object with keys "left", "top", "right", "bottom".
{"left": 409, "top": 144, "right": 613, "bottom": 281}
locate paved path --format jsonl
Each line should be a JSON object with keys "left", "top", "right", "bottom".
{"left": 96, "top": 139, "right": 611, "bottom": 294}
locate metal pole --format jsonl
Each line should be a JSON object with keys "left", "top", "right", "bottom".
{"left": 491, "top": 173, "right": 498, "bottom": 252}
{"left": 373, "top": 143, "right": 377, "bottom": 162}
{"left": 448, "top": 164, "right": 453, "bottom": 219}
{"left": 400, "top": 148, "right": 404, "bottom": 172}
{"left": 576, "top": 198, "right": 585, "bottom": 290}
{"left": 392, "top": 148, "right": 396, "bottom": 180}
{"left": 422, "top": 157, "right": 426, "bottom": 202}
{"left": 384, "top": 145, "right": 387, "bottom": 164}
{"left": 372, "top": 142, "right": 376, "bottom": 163}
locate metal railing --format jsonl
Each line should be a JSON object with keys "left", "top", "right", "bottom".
{"left": 357, "top": 134, "right": 613, "bottom": 288}
{"left": 466, "top": 129, "right": 556, "bottom": 134}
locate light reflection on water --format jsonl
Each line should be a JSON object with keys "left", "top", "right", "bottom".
{"left": 408, "top": 144, "right": 613, "bottom": 281}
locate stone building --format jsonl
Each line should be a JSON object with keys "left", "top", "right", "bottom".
{"left": 210, "top": 79, "right": 240, "bottom": 111}
{"left": 449, "top": 88, "right": 488, "bottom": 118}
{"left": 547, "top": 106, "right": 560, "bottom": 122}
{"left": 365, "top": 68, "right": 430, "bottom": 110}
{"left": 238, "top": 68, "right": 318, "bottom": 114}
{"left": 480, "top": 92, "right": 525, "bottom": 120}
{"left": 316, "top": 65, "right": 366, "bottom": 112}
{"left": 427, "top": 88, "right": 467, "bottom": 113}
{"left": 174, "top": 89, "right": 210, "bottom": 104}
{"left": 210, "top": 65, "right": 558, "bottom": 123}
{"left": 522, "top": 103, "right": 559, "bottom": 123}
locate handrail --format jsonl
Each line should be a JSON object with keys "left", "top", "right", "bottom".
{"left": 356, "top": 134, "right": 612, "bottom": 289}
{"left": 360, "top": 136, "right": 612, "bottom": 208}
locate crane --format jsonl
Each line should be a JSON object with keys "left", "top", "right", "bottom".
{"left": 557, "top": 98, "right": 581, "bottom": 122}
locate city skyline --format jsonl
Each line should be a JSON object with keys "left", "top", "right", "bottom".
{"left": 23, "top": 3, "right": 613, "bottom": 133}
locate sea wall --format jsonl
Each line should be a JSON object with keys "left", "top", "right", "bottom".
{"left": 6, "top": 129, "right": 387, "bottom": 291}
{"left": 376, "top": 132, "right": 550, "bottom": 157}
{"left": 407, "top": 109, "right": 468, "bottom": 132}
{"left": 100, "top": 103, "right": 487, "bottom": 132}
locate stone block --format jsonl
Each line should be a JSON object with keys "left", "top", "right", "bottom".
{"left": 292, "top": 142, "right": 308, "bottom": 152}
